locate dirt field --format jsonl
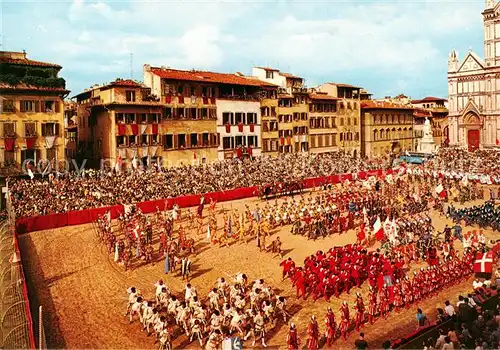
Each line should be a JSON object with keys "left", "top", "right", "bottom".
{"left": 18, "top": 191, "right": 498, "bottom": 350}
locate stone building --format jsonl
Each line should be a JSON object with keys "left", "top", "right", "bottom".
{"left": 447, "top": 0, "right": 500, "bottom": 150}
{"left": 360, "top": 100, "right": 415, "bottom": 158}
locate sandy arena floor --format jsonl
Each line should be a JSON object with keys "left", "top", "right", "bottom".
{"left": 18, "top": 190, "right": 498, "bottom": 349}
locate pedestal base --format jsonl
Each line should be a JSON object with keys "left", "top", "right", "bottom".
{"left": 418, "top": 140, "right": 436, "bottom": 154}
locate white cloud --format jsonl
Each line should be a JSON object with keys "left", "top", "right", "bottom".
{"left": 179, "top": 25, "right": 223, "bottom": 68}
{"left": 5, "top": 0, "right": 485, "bottom": 96}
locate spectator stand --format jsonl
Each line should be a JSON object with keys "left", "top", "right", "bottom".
{"left": 392, "top": 288, "right": 499, "bottom": 349}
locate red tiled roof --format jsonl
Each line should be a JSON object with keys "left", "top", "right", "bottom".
{"left": 309, "top": 93, "right": 338, "bottom": 101}
{"left": 0, "top": 57, "right": 61, "bottom": 68}
{"left": 151, "top": 67, "right": 277, "bottom": 87}
{"left": 255, "top": 66, "right": 279, "bottom": 72}
{"left": 361, "top": 100, "right": 413, "bottom": 110}
{"left": 326, "top": 82, "right": 361, "bottom": 89}
{"left": 412, "top": 96, "right": 447, "bottom": 104}
{"left": 280, "top": 72, "right": 302, "bottom": 79}
{"left": 413, "top": 108, "right": 433, "bottom": 117}
{"left": 107, "top": 79, "right": 143, "bottom": 88}
{"left": 0, "top": 82, "right": 69, "bottom": 93}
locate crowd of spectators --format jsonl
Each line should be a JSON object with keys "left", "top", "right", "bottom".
{"left": 8, "top": 153, "right": 384, "bottom": 217}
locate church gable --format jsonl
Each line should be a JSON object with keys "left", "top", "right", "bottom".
{"left": 459, "top": 98, "right": 484, "bottom": 125}
{"left": 494, "top": 1, "right": 500, "bottom": 15}
{"left": 457, "top": 52, "right": 485, "bottom": 73}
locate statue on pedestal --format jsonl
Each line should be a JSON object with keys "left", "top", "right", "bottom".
{"left": 418, "top": 118, "right": 436, "bottom": 154}
{"left": 423, "top": 118, "right": 433, "bottom": 139}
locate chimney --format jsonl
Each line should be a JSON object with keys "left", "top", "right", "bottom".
{"left": 22, "top": 50, "right": 27, "bottom": 59}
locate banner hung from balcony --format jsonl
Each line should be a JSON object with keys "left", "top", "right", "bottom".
{"left": 45, "top": 136, "right": 56, "bottom": 149}
{"left": 4, "top": 138, "right": 15, "bottom": 151}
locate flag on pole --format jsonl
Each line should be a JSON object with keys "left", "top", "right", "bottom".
{"left": 461, "top": 176, "right": 468, "bottom": 187}
{"left": 435, "top": 184, "right": 444, "bottom": 195}
{"left": 227, "top": 216, "right": 232, "bottom": 237}
{"left": 373, "top": 216, "right": 384, "bottom": 241}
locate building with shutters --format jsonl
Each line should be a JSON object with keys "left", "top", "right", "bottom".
{"left": 0, "top": 51, "right": 68, "bottom": 175}
{"left": 447, "top": 1, "right": 500, "bottom": 150}
{"left": 74, "top": 79, "right": 163, "bottom": 169}
{"left": 360, "top": 100, "right": 415, "bottom": 158}
{"left": 252, "top": 67, "right": 309, "bottom": 154}
{"left": 74, "top": 79, "right": 164, "bottom": 170}
{"left": 144, "top": 65, "right": 277, "bottom": 162}
{"left": 315, "top": 83, "right": 362, "bottom": 157}
{"left": 308, "top": 92, "right": 342, "bottom": 154}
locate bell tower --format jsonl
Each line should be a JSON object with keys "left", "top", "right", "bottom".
{"left": 448, "top": 49, "right": 459, "bottom": 73}
{"left": 484, "top": 0, "right": 499, "bottom": 66}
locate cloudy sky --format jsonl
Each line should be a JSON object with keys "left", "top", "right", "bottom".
{"left": 1, "top": 0, "right": 486, "bottom": 99}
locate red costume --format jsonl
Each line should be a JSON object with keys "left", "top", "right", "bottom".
{"left": 324, "top": 309, "right": 336, "bottom": 346}
{"left": 287, "top": 326, "right": 300, "bottom": 350}
{"left": 339, "top": 302, "right": 350, "bottom": 340}
{"left": 357, "top": 223, "right": 366, "bottom": 244}
{"left": 355, "top": 295, "right": 365, "bottom": 331}
{"left": 379, "top": 287, "right": 389, "bottom": 319}
{"left": 306, "top": 318, "right": 319, "bottom": 350}
{"left": 368, "top": 288, "right": 378, "bottom": 324}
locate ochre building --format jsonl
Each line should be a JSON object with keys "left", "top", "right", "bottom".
{"left": 0, "top": 51, "right": 68, "bottom": 174}
{"left": 316, "top": 83, "right": 362, "bottom": 157}
{"left": 360, "top": 100, "right": 414, "bottom": 158}
{"left": 252, "top": 67, "right": 309, "bottom": 154}
{"left": 74, "top": 79, "right": 164, "bottom": 169}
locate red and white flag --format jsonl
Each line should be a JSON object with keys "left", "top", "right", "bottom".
{"left": 373, "top": 216, "right": 384, "bottom": 241}
{"left": 474, "top": 252, "right": 494, "bottom": 274}
{"left": 435, "top": 184, "right": 444, "bottom": 195}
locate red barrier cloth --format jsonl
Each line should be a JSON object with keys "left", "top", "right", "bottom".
{"left": 26, "top": 137, "right": 36, "bottom": 150}
{"left": 4, "top": 138, "right": 15, "bottom": 151}
{"left": 165, "top": 95, "right": 172, "bottom": 104}
{"left": 203, "top": 97, "right": 208, "bottom": 104}
{"left": 238, "top": 123, "right": 243, "bottom": 132}
{"left": 152, "top": 124, "right": 159, "bottom": 135}
{"left": 210, "top": 97, "right": 216, "bottom": 104}
{"left": 130, "top": 124, "right": 139, "bottom": 135}
{"left": 225, "top": 124, "right": 231, "bottom": 133}
{"left": 249, "top": 123, "right": 255, "bottom": 132}
{"left": 15, "top": 170, "right": 387, "bottom": 233}
{"left": 178, "top": 96, "right": 184, "bottom": 104}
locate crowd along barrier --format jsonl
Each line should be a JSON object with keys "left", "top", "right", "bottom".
{"left": 15, "top": 169, "right": 394, "bottom": 234}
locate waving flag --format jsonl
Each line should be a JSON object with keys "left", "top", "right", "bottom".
{"left": 474, "top": 252, "right": 494, "bottom": 274}
{"left": 374, "top": 216, "right": 384, "bottom": 241}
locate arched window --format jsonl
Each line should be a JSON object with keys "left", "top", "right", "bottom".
{"left": 380, "top": 129, "right": 385, "bottom": 139}
{"left": 373, "top": 129, "right": 378, "bottom": 141}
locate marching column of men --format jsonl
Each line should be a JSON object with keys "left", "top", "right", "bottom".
{"left": 125, "top": 273, "right": 292, "bottom": 350}
{"left": 286, "top": 248, "right": 478, "bottom": 349}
